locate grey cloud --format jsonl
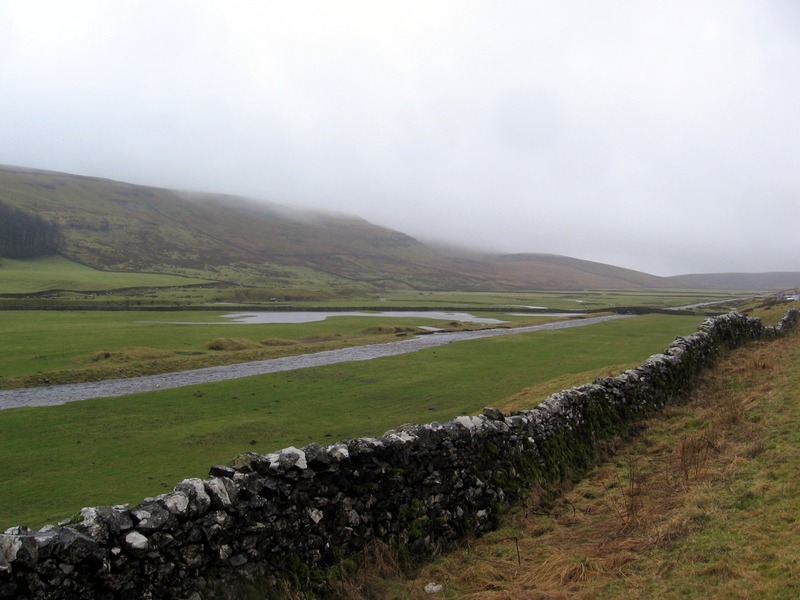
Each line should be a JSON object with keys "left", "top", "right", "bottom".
{"left": 1, "top": 1, "right": 798, "bottom": 276}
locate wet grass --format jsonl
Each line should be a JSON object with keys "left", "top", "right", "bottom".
{"left": 0, "top": 314, "right": 703, "bottom": 530}
{"left": 0, "top": 310, "right": 549, "bottom": 388}
{"left": 0, "top": 255, "right": 211, "bottom": 293}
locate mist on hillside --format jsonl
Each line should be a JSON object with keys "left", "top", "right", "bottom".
{"left": 2, "top": 2, "right": 800, "bottom": 275}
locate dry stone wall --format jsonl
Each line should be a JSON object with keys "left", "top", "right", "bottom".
{"left": 1, "top": 309, "right": 798, "bottom": 599}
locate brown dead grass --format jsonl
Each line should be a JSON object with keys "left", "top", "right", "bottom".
{"left": 259, "top": 337, "right": 300, "bottom": 346}
{"left": 359, "top": 325, "right": 420, "bottom": 335}
{"left": 91, "top": 346, "right": 173, "bottom": 362}
{"left": 206, "top": 337, "right": 262, "bottom": 351}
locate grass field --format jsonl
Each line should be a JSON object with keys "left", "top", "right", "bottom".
{"left": 0, "top": 309, "right": 574, "bottom": 387}
{"left": 0, "top": 255, "right": 756, "bottom": 310}
{"left": 0, "top": 278, "right": 754, "bottom": 389}
{"left": 0, "top": 255, "right": 212, "bottom": 294}
{"left": 0, "top": 313, "right": 705, "bottom": 530}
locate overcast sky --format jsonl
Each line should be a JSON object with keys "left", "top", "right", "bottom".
{"left": 2, "top": 1, "right": 799, "bottom": 276}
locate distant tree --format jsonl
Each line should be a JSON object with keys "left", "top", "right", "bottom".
{"left": 0, "top": 201, "right": 61, "bottom": 257}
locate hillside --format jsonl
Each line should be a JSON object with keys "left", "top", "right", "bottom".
{"left": 665, "top": 271, "right": 800, "bottom": 291}
{"left": 0, "top": 166, "right": 496, "bottom": 290}
{"left": 1, "top": 165, "right": 798, "bottom": 291}
{"left": 484, "top": 253, "right": 664, "bottom": 289}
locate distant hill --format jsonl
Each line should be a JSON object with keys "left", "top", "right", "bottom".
{"left": 664, "top": 272, "right": 800, "bottom": 291}
{"left": 1, "top": 165, "right": 798, "bottom": 291}
{"left": 483, "top": 253, "right": 664, "bottom": 289}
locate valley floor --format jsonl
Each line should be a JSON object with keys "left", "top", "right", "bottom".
{"left": 0, "top": 315, "right": 625, "bottom": 408}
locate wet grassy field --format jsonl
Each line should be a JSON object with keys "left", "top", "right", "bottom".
{"left": 0, "top": 313, "right": 704, "bottom": 530}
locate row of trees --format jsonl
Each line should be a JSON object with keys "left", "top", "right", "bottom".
{"left": 0, "top": 201, "right": 60, "bottom": 258}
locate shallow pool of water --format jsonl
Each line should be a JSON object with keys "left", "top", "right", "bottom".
{"left": 221, "top": 311, "right": 508, "bottom": 325}
{"left": 506, "top": 312, "right": 585, "bottom": 318}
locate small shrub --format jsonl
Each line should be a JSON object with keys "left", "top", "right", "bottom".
{"left": 90, "top": 347, "right": 171, "bottom": 362}
{"left": 206, "top": 337, "right": 260, "bottom": 351}
{"left": 359, "top": 325, "right": 418, "bottom": 334}
{"left": 259, "top": 338, "right": 299, "bottom": 347}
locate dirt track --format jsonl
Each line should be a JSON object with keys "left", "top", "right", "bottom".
{"left": 0, "top": 315, "right": 627, "bottom": 409}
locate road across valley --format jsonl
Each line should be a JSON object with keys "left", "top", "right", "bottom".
{"left": 0, "top": 314, "right": 629, "bottom": 409}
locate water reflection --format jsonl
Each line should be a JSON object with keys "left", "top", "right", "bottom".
{"left": 221, "top": 311, "right": 507, "bottom": 324}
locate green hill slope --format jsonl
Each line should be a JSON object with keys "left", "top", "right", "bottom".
{"left": 0, "top": 165, "right": 495, "bottom": 290}
{"left": 2, "top": 165, "right": 796, "bottom": 291}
